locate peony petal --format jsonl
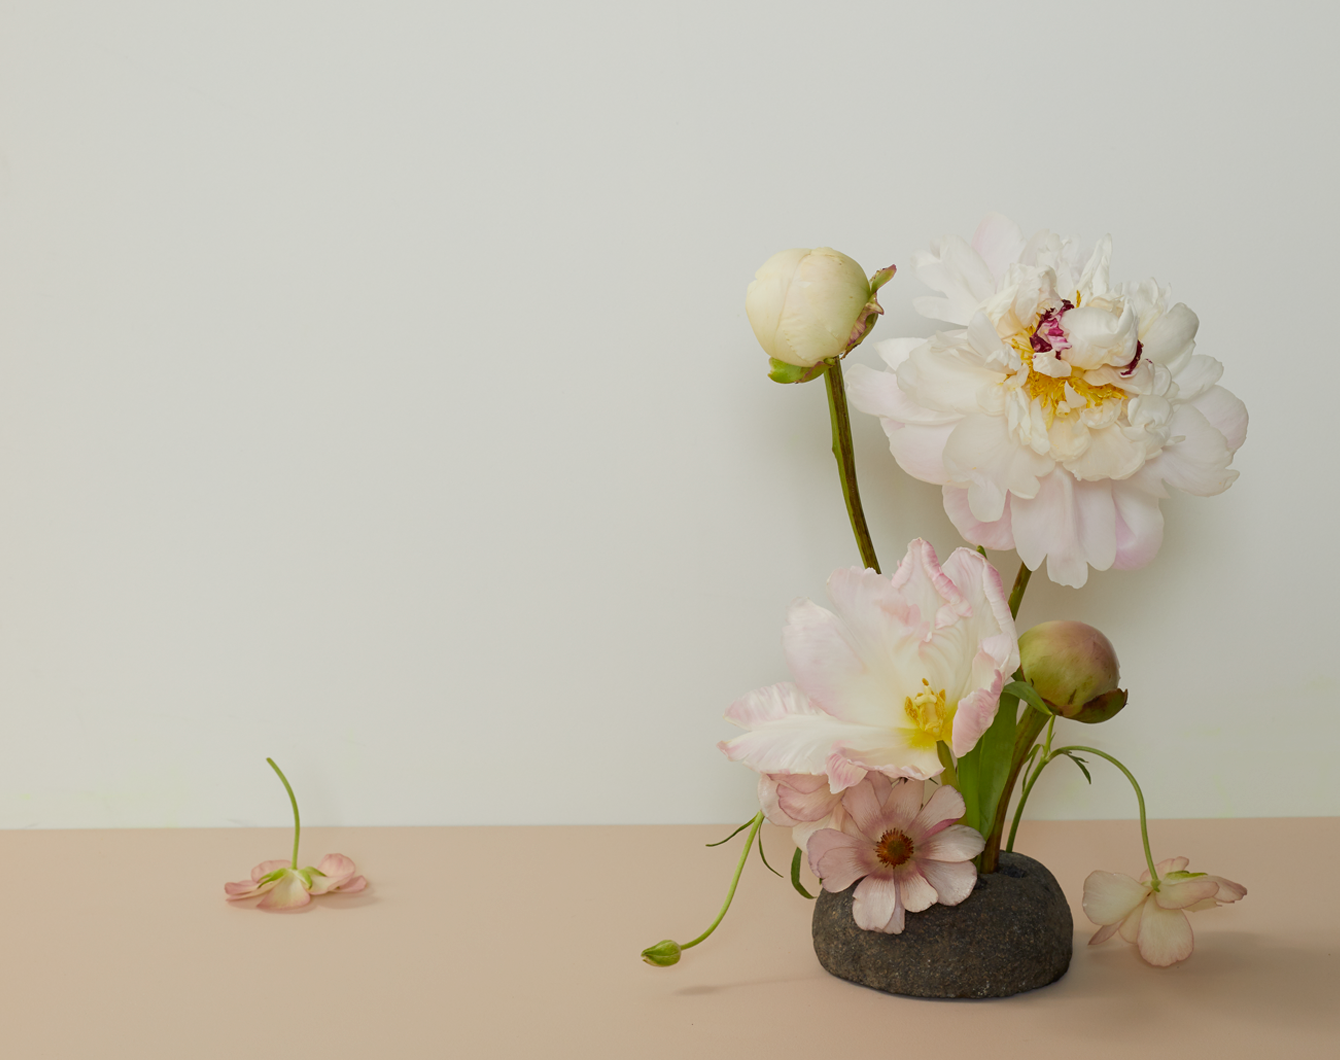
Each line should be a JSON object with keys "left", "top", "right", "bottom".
{"left": 847, "top": 364, "right": 959, "bottom": 428}
{"left": 943, "top": 486, "right": 1016, "bottom": 551}
{"left": 916, "top": 824, "right": 985, "bottom": 865}
{"left": 1137, "top": 901, "right": 1196, "bottom": 966}
{"left": 1010, "top": 472, "right": 1116, "bottom": 588}
{"left": 971, "top": 214, "right": 1027, "bottom": 283}
{"left": 1111, "top": 481, "right": 1164, "bottom": 570}
{"left": 911, "top": 236, "right": 998, "bottom": 326}
{"left": 1190, "top": 385, "right": 1248, "bottom": 454}
{"left": 852, "top": 874, "right": 904, "bottom": 933}
{"left": 1082, "top": 870, "right": 1150, "bottom": 926}
{"left": 1140, "top": 303, "right": 1198, "bottom": 375}
{"left": 887, "top": 422, "right": 957, "bottom": 485}
{"left": 1144, "top": 403, "right": 1238, "bottom": 497}
{"left": 917, "top": 857, "right": 978, "bottom": 906}
{"left": 809, "top": 829, "right": 877, "bottom": 892}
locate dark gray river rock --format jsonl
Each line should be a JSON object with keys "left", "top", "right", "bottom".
{"left": 812, "top": 851, "right": 1073, "bottom": 998}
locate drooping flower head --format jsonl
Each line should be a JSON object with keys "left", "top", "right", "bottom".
{"left": 848, "top": 215, "right": 1247, "bottom": 588}
{"left": 225, "top": 853, "right": 368, "bottom": 912}
{"left": 720, "top": 539, "right": 1018, "bottom": 793}
{"left": 807, "top": 775, "right": 985, "bottom": 933}
{"left": 1083, "top": 856, "right": 1246, "bottom": 966}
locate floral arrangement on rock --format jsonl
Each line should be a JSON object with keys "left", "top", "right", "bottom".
{"left": 642, "top": 216, "right": 1247, "bottom": 982}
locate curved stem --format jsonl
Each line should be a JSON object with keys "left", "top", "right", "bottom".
{"left": 1007, "top": 561, "right": 1032, "bottom": 620}
{"left": 267, "top": 758, "right": 301, "bottom": 869}
{"left": 683, "top": 812, "right": 764, "bottom": 950}
{"left": 823, "top": 360, "right": 880, "bottom": 574}
{"left": 1006, "top": 745, "right": 1160, "bottom": 887}
{"left": 978, "top": 706, "right": 1048, "bottom": 873}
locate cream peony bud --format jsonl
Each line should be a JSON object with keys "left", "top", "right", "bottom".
{"left": 745, "top": 248, "right": 894, "bottom": 371}
{"left": 1018, "top": 621, "right": 1122, "bottom": 718}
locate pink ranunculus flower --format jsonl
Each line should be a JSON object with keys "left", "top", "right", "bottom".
{"left": 1083, "top": 856, "right": 1246, "bottom": 966}
{"left": 719, "top": 539, "right": 1018, "bottom": 791}
{"left": 758, "top": 771, "right": 849, "bottom": 850}
{"left": 807, "top": 774, "right": 984, "bottom": 933}
{"left": 225, "top": 853, "right": 368, "bottom": 912}
{"left": 846, "top": 215, "right": 1247, "bottom": 588}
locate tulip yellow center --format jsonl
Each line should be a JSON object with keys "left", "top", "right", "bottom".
{"left": 875, "top": 829, "right": 915, "bottom": 868}
{"left": 904, "top": 678, "right": 955, "bottom": 749}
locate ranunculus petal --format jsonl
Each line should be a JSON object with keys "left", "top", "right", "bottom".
{"left": 917, "top": 857, "right": 978, "bottom": 906}
{"left": 851, "top": 874, "right": 904, "bottom": 933}
{"left": 1088, "top": 921, "right": 1120, "bottom": 945}
{"left": 916, "top": 824, "right": 985, "bottom": 865}
{"left": 1137, "top": 900, "right": 1196, "bottom": 966}
{"left": 1154, "top": 875, "right": 1221, "bottom": 910}
{"left": 1083, "top": 870, "right": 1150, "bottom": 925}
{"left": 257, "top": 871, "right": 313, "bottom": 912}
{"left": 910, "top": 782, "right": 966, "bottom": 838}
{"left": 809, "top": 829, "right": 877, "bottom": 892}
{"left": 896, "top": 866, "right": 939, "bottom": 913}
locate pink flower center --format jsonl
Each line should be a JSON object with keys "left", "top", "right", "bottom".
{"left": 1028, "top": 300, "right": 1074, "bottom": 354}
{"left": 876, "top": 829, "right": 915, "bottom": 868}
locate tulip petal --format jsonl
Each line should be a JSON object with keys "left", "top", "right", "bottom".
{"left": 1137, "top": 901, "right": 1196, "bottom": 966}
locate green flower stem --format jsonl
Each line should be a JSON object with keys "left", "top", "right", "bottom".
{"left": 682, "top": 812, "right": 764, "bottom": 952}
{"left": 823, "top": 360, "right": 880, "bottom": 574}
{"left": 267, "top": 758, "right": 301, "bottom": 870}
{"left": 1007, "top": 561, "right": 1032, "bottom": 620}
{"left": 1005, "top": 745, "right": 1160, "bottom": 888}
{"left": 978, "top": 707, "right": 1049, "bottom": 873}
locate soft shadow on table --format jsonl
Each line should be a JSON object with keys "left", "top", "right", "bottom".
{"left": 224, "top": 890, "right": 381, "bottom": 914}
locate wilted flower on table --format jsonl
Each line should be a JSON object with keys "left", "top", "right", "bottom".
{"left": 225, "top": 853, "right": 368, "bottom": 912}
{"left": 720, "top": 539, "right": 1018, "bottom": 790}
{"left": 746, "top": 247, "right": 895, "bottom": 376}
{"left": 1083, "top": 856, "right": 1246, "bottom": 966}
{"left": 847, "top": 215, "right": 1247, "bottom": 588}
{"left": 808, "top": 775, "right": 984, "bottom": 933}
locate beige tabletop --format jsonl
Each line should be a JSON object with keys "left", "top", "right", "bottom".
{"left": 1, "top": 817, "right": 1334, "bottom": 1058}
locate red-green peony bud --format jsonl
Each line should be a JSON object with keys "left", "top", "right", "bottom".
{"left": 1018, "top": 621, "right": 1122, "bottom": 719}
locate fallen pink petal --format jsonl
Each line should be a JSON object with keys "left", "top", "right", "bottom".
{"left": 224, "top": 854, "right": 368, "bottom": 912}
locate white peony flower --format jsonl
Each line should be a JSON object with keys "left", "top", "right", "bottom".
{"left": 719, "top": 540, "right": 1018, "bottom": 790}
{"left": 847, "top": 215, "right": 1248, "bottom": 588}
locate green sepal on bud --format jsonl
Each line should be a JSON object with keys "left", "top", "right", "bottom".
{"left": 640, "top": 939, "right": 682, "bottom": 967}
{"left": 1018, "top": 620, "right": 1127, "bottom": 723}
{"left": 767, "top": 358, "right": 829, "bottom": 384}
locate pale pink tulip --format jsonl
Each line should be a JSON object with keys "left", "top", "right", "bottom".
{"left": 225, "top": 853, "right": 368, "bottom": 912}
{"left": 807, "top": 775, "right": 984, "bottom": 933}
{"left": 1083, "top": 856, "right": 1245, "bottom": 966}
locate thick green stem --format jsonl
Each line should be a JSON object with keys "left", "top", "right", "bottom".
{"left": 682, "top": 812, "right": 764, "bottom": 950}
{"left": 823, "top": 360, "right": 880, "bottom": 574}
{"left": 978, "top": 707, "right": 1048, "bottom": 873}
{"left": 1006, "top": 745, "right": 1161, "bottom": 887}
{"left": 1007, "top": 561, "right": 1032, "bottom": 620}
{"left": 267, "top": 758, "right": 301, "bottom": 870}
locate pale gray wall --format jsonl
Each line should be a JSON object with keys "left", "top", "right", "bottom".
{"left": 0, "top": 0, "right": 1334, "bottom": 827}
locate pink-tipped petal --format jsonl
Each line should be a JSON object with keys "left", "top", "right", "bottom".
{"left": 910, "top": 782, "right": 967, "bottom": 838}
{"left": 1154, "top": 876, "right": 1221, "bottom": 910}
{"left": 1117, "top": 899, "right": 1146, "bottom": 944}
{"left": 252, "top": 860, "right": 292, "bottom": 882}
{"left": 335, "top": 875, "right": 367, "bottom": 894}
{"left": 894, "top": 866, "right": 939, "bottom": 913}
{"left": 1088, "top": 922, "right": 1120, "bottom": 946}
{"left": 316, "top": 853, "right": 358, "bottom": 882}
{"left": 1137, "top": 901, "right": 1196, "bottom": 966}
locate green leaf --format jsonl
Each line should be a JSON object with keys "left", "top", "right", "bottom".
{"left": 973, "top": 692, "right": 1020, "bottom": 835}
{"left": 755, "top": 831, "right": 783, "bottom": 878}
{"left": 1003, "top": 679, "right": 1054, "bottom": 717}
{"left": 1063, "top": 752, "right": 1092, "bottom": 784}
{"left": 954, "top": 742, "right": 981, "bottom": 833}
{"left": 706, "top": 819, "right": 755, "bottom": 847}
{"left": 790, "top": 847, "right": 817, "bottom": 900}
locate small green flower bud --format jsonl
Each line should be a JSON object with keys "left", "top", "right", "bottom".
{"left": 1018, "top": 621, "right": 1122, "bottom": 717}
{"left": 640, "top": 939, "right": 682, "bottom": 967}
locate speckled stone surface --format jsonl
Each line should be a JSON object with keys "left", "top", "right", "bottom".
{"left": 812, "top": 851, "right": 1073, "bottom": 998}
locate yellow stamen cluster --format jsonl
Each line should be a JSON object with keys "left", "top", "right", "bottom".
{"left": 904, "top": 678, "right": 955, "bottom": 748}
